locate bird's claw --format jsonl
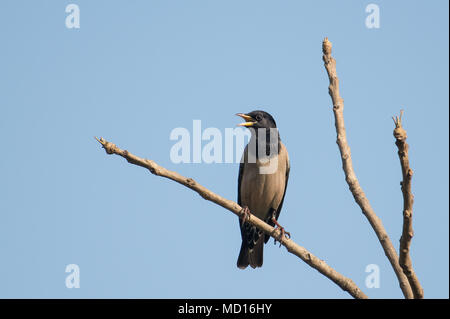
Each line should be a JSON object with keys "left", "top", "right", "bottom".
{"left": 282, "top": 228, "right": 291, "bottom": 239}
{"left": 240, "top": 206, "right": 251, "bottom": 227}
{"left": 271, "top": 215, "right": 290, "bottom": 247}
{"left": 273, "top": 227, "right": 290, "bottom": 247}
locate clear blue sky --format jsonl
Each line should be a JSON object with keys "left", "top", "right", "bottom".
{"left": 0, "top": 0, "right": 448, "bottom": 298}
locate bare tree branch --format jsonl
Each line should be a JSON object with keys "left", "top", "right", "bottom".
{"left": 393, "top": 111, "right": 424, "bottom": 298}
{"left": 95, "top": 136, "right": 368, "bottom": 299}
{"left": 321, "top": 38, "right": 414, "bottom": 299}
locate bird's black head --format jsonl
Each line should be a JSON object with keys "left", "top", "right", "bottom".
{"left": 236, "top": 110, "right": 281, "bottom": 156}
{"left": 236, "top": 110, "right": 277, "bottom": 129}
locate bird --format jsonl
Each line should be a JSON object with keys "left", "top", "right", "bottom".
{"left": 236, "top": 110, "right": 290, "bottom": 269}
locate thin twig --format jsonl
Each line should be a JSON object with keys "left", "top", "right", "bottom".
{"left": 322, "top": 38, "right": 414, "bottom": 299}
{"left": 393, "top": 111, "right": 424, "bottom": 298}
{"left": 95, "top": 136, "right": 368, "bottom": 299}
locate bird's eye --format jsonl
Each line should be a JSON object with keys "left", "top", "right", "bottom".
{"left": 256, "top": 114, "right": 263, "bottom": 121}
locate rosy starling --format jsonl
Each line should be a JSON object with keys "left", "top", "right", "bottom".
{"left": 236, "top": 110, "right": 290, "bottom": 269}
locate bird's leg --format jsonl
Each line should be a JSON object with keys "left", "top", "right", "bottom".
{"left": 240, "top": 206, "right": 251, "bottom": 227}
{"left": 272, "top": 213, "right": 290, "bottom": 247}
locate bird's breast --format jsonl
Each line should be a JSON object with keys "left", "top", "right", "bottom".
{"left": 240, "top": 154, "right": 287, "bottom": 220}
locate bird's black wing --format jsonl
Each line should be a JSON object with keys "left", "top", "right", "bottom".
{"left": 275, "top": 163, "right": 290, "bottom": 221}
{"left": 237, "top": 151, "right": 259, "bottom": 247}
{"left": 237, "top": 157, "right": 265, "bottom": 268}
{"left": 237, "top": 161, "right": 244, "bottom": 206}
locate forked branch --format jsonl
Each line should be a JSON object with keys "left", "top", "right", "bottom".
{"left": 393, "top": 111, "right": 424, "bottom": 298}
{"left": 322, "top": 38, "right": 414, "bottom": 299}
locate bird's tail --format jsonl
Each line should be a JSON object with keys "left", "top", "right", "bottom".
{"left": 237, "top": 236, "right": 264, "bottom": 269}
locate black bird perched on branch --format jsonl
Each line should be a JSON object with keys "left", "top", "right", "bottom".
{"left": 236, "top": 110, "right": 290, "bottom": 269}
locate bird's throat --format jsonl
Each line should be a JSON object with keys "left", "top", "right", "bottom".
{"left": 251, "top": 128, "right": 281, "bottom": 159}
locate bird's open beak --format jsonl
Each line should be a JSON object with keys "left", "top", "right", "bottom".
{"left": 236, "top": 113, "right": 256, "bottom": 127}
